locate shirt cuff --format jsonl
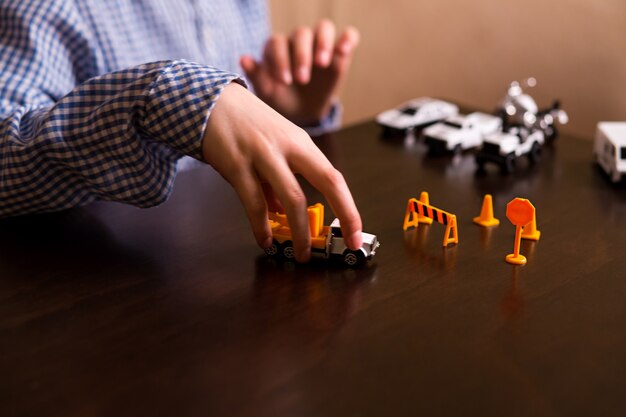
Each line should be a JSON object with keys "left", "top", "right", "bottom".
{"left": 301, "top": 101, "right": 342, "bottom": 137}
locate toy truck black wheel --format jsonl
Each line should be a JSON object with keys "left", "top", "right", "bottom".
{"left": 475, "top": 155, "right": 486, "bottom": 171}
{"left": 502, "top": 153, "right": 516, "bottom": 174}
{"left": 343, "top": 250, "right": 365, "bottom": 267}
{"left": 282, "top": 241, "right": 295, "bottom": 259}
{"left": 529, "top": 142, "right": 542, "bottom": 164}
{"left": 381, "top": 125, "right": 407, "bottom": 138}
{"left": 264, "top": 240, "right": 280, "bottom": 257}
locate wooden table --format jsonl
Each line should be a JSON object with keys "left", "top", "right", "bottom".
{"left": 2, "top": 121, "right": 626, "bottom": 417}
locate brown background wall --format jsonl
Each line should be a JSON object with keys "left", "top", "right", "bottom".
{"left": 270, "top": 0, "right": 626, "bottom": 139}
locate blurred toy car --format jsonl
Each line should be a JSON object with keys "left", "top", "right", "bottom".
{"left": 476, "top": 78, "right": 569, "bottom": 174}
{"left": 376, "top": 97, "right": 459, "bottom": 137}
{"left": 265, "top": 203, "right": 380, "bottom": 267}
{"left": 497, "top": 77, "right": 568, "bottom": 142}
{"left": 422, "top": 112, "right": 502, "bottom": 154}
{"left": 593, "top": 122, "right": 626, "bottom": 183}
{"left": 476, "top": 126, "right": 545, "bottom": 174}
{"left": 533, "top": 101, "right": 569, "bottom": 142}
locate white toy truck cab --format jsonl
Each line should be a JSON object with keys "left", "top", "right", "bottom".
{"left": 265, "top": 203, "right": 380, "bottom": 267}
{"left": 476, "top": 126, "right": 545, "bottom": 174}
{"left": 594, "top": 122, "right": 626, "bottom": 183}
{"left": 423, "top": 112, "right": 502, "bottom": 154}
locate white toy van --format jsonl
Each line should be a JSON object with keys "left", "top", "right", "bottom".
{"left": 593, "top": 122, "right": 626, "bottom": 183}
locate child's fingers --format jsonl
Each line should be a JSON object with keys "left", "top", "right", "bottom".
{"left": 290, "top": 146, "right": 362, "bottom": 250}
{"left": 262, "top": 182, "right": 284, "bottom": 214}
{"left": 256, "top": 156, "right": 311, "bottom": 263}
{"left": 332, "top": 26, "right": 360, "bottom": 75}
{"left": 229, "top": 170, "right": 273, "bottom": 250}
{"left": 314, "top": 19, "right": 336, "bottom": 68}
{"left": 263, "top": 34, "right": 292, "bottom": 85}
{"left": 289, "top": 26, "right": 313, "bottom": 84}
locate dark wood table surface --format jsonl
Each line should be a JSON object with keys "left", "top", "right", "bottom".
{"left": 2, "top": 119, "right": 626, "bottom": 417}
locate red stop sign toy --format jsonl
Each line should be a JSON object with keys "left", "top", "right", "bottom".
{"left": 505, "top": 198, "right": 535, "bottom": 265}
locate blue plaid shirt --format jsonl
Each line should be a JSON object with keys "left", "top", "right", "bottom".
{"left": 0, "top": 0, "right": 270, "bottom": 217}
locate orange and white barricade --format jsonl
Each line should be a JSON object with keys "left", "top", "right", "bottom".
{"left": 403, "top": 196, "right": 459, "bottom": 247}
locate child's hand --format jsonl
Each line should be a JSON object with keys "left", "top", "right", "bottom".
{"left": 202, "top": 82, "right": 362, "bottom": 263}
{"left": 240, "top": 19, "right": 359, "bottom": 126}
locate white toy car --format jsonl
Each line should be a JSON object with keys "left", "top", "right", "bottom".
{"left": 422, "top": 112, "right": 502, "bottom": 154}
{"left": 476, "top": 126, "right": 545, "bottom": 174}
{"left": 376, "top": 97, "right": 459, "bottom": 136}
{"left": 593, "top": 122, "right": 626, "bottom": 183}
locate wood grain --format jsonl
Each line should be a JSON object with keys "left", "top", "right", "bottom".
{"left": 1, "top": 121, "right": 626, "bottom": 417}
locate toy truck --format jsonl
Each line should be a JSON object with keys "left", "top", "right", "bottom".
{"left": 265, "top": 203, "right": 380, "bottom": 267}
{"left": 475, "top": 126, "right": 545, "bottom": 174}
{"left": 593, "top": 122, "right": 626, "bottom": 183}
{"left": 376, "top": 97, "right": 459, "bottom": 137}
{"left": 422, "top": 112, "right": 502, "bottom": 154}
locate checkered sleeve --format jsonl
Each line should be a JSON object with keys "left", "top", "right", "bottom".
{"left": 0, "top": 60, "right": 241, "bottom": 217}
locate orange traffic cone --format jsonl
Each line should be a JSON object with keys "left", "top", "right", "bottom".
{"left": 473, "top": 194, "right": 500, "bottom": 227}
{"left": 521, "top": 211, "right": 541, "bottom": 241}
{"left": 418, "top": 191, "right": 433, "bottom": 225}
